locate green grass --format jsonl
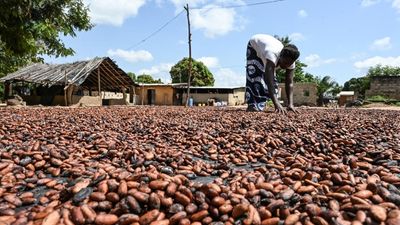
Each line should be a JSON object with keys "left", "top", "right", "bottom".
{"left": 367, "top": 95, "right": 397, "bottom": 102}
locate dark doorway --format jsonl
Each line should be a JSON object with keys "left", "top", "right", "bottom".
{"left": 173, "top": 90, "right": 184, "bottom": 105}
{"left": 147, "top": 89, "right": 155, "bottom": 105}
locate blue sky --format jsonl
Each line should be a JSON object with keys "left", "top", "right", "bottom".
{"left": 45, "top": 0, "right": 400, "bottom": 86}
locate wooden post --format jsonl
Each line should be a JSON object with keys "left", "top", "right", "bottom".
{"left": 64, "top": 70, "right": 68, "bottom": 106}
{"left": 4, "top": 82, "right": 11, "bottom": 99}
{"left": 141, "top": 84, "right": 144, "bottom": 105}
{"left": 122, "top": 87, "right": 127, "bottom": 105}
{"left": 97, "top": 68, "right": 102, "bottom": 105}
{"left": 129, "top": 86, "right": 134, "bottom": 104}
{"left": 184, "top": 4, "right": 192, "bottom": 107}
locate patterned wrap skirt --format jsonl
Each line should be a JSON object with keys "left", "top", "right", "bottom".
{"left": 245, "top": 41, "right": 278, "bottom": 111}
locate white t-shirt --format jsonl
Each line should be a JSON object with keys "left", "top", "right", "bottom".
{"left": 249, "top": 34, "right": 295, "bottom": 70}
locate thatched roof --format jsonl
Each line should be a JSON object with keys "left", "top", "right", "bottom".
{"left": 0, "top": 57, "right": 135, "bottom": 90}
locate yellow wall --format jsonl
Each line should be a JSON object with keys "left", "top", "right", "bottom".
{"left": 230, "top": 89, "right": 245, "bottom": 106}
{"left": 72, "top": 96, "right": 102, "bottom": 106}
{"left": 135, "top": 86, "right": 175, "bottom": 105}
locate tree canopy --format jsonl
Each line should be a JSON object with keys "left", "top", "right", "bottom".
{"left": 127, "top": 72, "right": 162, "bottom": 84}
{"left": 170, "top": 58, "right": 215, "bottom": 86}
{"left": 315, "top": 76, "right": 340, "bottom": 103}
{"left": 136, "top": 74, "right": 163, "bottom": 84}
{"left": 0, "top": 0, "right": 92, "bottom": 78}
{"left": 366, "top": 65, "right": 400, "bottom": 77}
{"left": 342, "top": 77, "right": 370, "bottom": 98}
{"left": 127, "top": 72, "right": 136, "bottom": 82}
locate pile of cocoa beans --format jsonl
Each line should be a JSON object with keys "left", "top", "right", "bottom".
{"left": 0, "top": 106, "right": 399, "bottom": 225}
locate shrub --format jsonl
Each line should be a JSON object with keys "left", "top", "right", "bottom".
{"left": 367, "top": 95, "right": 389, "bottom": 102}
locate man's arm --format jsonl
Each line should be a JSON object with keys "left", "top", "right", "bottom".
{"left": 264, "top": 60, "right": 286, "bottom": 114}
{"left": 285, "top": 68, "right": 297, "bottom": 112}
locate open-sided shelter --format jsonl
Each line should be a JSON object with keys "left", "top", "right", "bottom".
{"left": 0, "top": 57, "right": 135, "bottom": 106}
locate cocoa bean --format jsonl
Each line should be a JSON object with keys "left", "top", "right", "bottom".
{"left": 369, "top": 205, "right": 387, "bottom": 222}
{"left": 139, "top": 209, "right": 160, "bottom": 225}
{"left": 284, "top": 214, "right": 299, "bottom": 225}
{"left": 42, "top": 210, "right": 60, "bottom": 225}
{"left": 95, "top": 214, "right": 118, "bottom": 225}
{"left": 118, "top": 214, "right": 139, "bottom": 225}
{"left": 232, "top": 203, "right": 249, "bottom": 219}
{"left": 261, "top": 217, "right": 280, "bottom": 225}
{"left": 170, "top": 211, "right": 187, "bottom": 225}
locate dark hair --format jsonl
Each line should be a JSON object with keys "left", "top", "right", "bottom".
{"left": 281, "top": 44, "right": 300, "bottom": 61}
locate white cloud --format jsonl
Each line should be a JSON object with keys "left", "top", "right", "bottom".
{"left": 361, "top": 0, "right": 381, "bottom": 7}
{"left": 354, "top": 56, "right": 400, "bottom": 69}
{"left": 289, "top": 33, "right": 305, "bottom": 41}
{"left": 137, "top": 63, "right": 174, "bottom": 83}
{"left": 370, "top": 37, "right": 392, "bottom": 50}
{"left": 298, "top": 10, "right": 308, "bottom": 18}
{"left": 197, "top": 57, "right": 219, "bottom": 68}
{"left": 84, "top": 0, "right": 146, "bottom": 26}
{"left": 168, "top": 0, "right": 246, "bottom": 38}
{"left": 213, "top": 68, "right": 244, "bottom": 87}
{"left": 304, "top": 54, "right": 337, "bottom": 68}
{"left": 393, "top": 0, "right": 400, "bottom": 12}
{"left": 191, "top": 5, "right": 244, "bottom": 38}
{"left": 107, "top": 49, "right": 153, "bottom": 63}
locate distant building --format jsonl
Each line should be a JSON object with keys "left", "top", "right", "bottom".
{"left": 134, "top": 83, "right": 186, "bottom": 105}
{"left": 278, "top": 83, "right": 317, "bottom": 106}
{"left": 0, "top": 57, "right": 135, "bottom": 106}
{"left": 337, "top": 91, "right": 355, "bottom": 107}
{"left": 366, "top": 76, "right": 400, "bottom": 100}
{"left": 135, "top": 84, "right": 245, "bottom": 106}
{"left": 180, "top": 86, "right": 245, "bottom": 106}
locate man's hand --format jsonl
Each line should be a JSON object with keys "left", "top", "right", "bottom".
{"left": 274, "top": 103, "right": 287, "bottom": 115}
{"left": 287, "top": 105, "right": 298, "bottom": 114}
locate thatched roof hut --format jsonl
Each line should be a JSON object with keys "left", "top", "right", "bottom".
{"left": 0, "top": 57, "right": 134, "bottom": 89}
{"left": 0, "top": 57, "right": 136, "bottom": 106}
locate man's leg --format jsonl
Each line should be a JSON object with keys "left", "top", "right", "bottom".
{"left": 245, "top": 42, "right": 269, "bottom": 111}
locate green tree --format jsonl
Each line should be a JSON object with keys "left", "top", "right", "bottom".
{"left": 136, "top": 74, "right": 162, "bottom": 84}
{"left": 0, "top": 0, "right": 92, "bottom": 77}
{"left": 342, "top": 77, "right": 370, "bottom": 98}
{"left": 170, "top": 58, "right": 215, "bottom": 86}
{"left": 315, "top": 76, "right": 340, "bottom": 105}
{"left": 127, "top": 72, "right": 136, "bottom": 82}
{"left": 366, "top": 65, "right": 400, "bottom": 77}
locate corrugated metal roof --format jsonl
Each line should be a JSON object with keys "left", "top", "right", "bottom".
{"left": 338, "top": 91, "right": 355, "bottom": 96}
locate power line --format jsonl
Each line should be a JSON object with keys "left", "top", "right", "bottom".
{"left": 126, "top": 0, "right": 287, "bottom": 50}
{"left": 191, "top": 0, "right": 287, "bottom": 10}
{"left": 127, "top": 10, "right": 185, "bottom": 50}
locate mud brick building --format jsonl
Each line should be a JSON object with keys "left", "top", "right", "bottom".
{"left": 279, "top": 82, "right": 318, "bottom": 106}
{"left": 366, "top": 76, "right": 400, "bottom": 100}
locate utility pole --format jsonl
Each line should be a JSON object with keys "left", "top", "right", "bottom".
{"left": 184, "top": 4, "right": 192, "bottom": 107}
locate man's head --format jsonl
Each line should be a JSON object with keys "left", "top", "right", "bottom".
{"left": 278, "top": 44, "right": 300, "bottom": 69}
